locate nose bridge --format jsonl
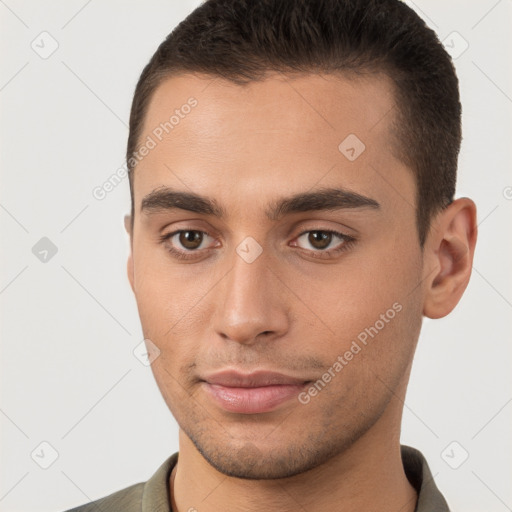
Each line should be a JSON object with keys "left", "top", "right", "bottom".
{"left": 212, "top": 241, "right": 287, "bottom": 344}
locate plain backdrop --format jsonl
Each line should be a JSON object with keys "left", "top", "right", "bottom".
{"left": 1, "top": 1, "right": 511, "bottom": 511}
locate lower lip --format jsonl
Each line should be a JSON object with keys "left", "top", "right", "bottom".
{"left": 203, "top": 382, "right": 307, "bottom": 414}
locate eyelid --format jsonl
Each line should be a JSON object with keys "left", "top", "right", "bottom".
{"left": 159, "top": 226, "right": 356, "bottom": 261}
{"left": 161, "top": 229, "right": 218, "bottom": 248}
{"left": 158, "top": 229, "right": 219, "bottom": 262}
{"left": 291, "top": 227, "right": 354, "bottom": 255}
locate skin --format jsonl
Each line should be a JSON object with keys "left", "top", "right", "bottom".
{"left": 124, "top": 71, "right": 477, "bottom": 512}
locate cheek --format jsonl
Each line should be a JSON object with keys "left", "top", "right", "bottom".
{"left": 300, "top": 237, "right": 423, "bottom": 360}
{"left": 298, "top": 269, "right": 423, "bottom": 420}
{"left": 131, "top": 241, "right": 203, "bottom": 335}
{"left": 131, "top": 244, "right": 217, "bottom": 386}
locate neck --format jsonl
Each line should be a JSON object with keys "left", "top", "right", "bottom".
{"left": 170, "top": 400, "right": 417, "bottom": 512}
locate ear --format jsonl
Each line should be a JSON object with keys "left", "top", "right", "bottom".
{"left": 422, "top": 198, "right": 477, "bottom": 319}
{"left": 124, "top": 214, "right": 135, "bottom": 294}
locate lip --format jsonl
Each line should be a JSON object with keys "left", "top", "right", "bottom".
{"left": 201, "top": 370, "right": 310, "bottom": 414}
{"left": 203, "top": 370, "right": 308, "bottom": 387}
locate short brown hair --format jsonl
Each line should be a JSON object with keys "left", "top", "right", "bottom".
{"left": 127, "top": 0, "right": 461, "bottom": 245}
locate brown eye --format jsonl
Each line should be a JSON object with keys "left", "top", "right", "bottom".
{"left": 307, "top": 231, "right": 332, "bottom": 250}
{"left": 292, "top": 229, "right": 355, "bottom": 259}
{"left": 179, "top": 230, "right": 204, "bottom": 250}
{"left": 159, "top": 229, "right": 218, "bottom": 261}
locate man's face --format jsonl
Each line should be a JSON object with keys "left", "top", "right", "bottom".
{"left": 128, "top": 72, "right": 426, "bottom": 478}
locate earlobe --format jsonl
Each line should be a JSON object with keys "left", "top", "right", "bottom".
{"left": 127, "top": 253, "right": 135, "bottom": 294}
{"left": 422, "top": 198, "right": 477, "bottom": 319}
{"left": 124, "top": 214, "right": 135, "bottom": 294}
{"left": 124, "top": 214, "right": 132, "bottom": 236}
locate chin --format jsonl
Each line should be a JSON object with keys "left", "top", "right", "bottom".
{"left": 187, "top": 427, "right": 349, "bottom": 480}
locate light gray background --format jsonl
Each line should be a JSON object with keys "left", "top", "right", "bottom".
{"left": 1, "top": 1, "right": 511, "bottom": 511}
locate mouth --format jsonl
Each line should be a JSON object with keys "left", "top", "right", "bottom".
{"left": 201, "top": 370, "right": 311, "bottom": 414}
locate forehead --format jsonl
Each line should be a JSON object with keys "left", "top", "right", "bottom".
{"left": 142, "top": 71, "right": 397, "bottom": 146}
{"left": 133, "top": 71, "right": 413, "bottom": 217}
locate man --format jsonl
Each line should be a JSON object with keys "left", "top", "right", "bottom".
{"left": 64, "top": 0, "right": 477, "bottom": 510}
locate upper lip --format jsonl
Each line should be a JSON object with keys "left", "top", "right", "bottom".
{"left": 202, "top": 370, "right": 309, "bottom": 388}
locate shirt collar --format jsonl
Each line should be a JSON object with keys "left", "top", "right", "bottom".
{"left": 142, "top": 452, "right": 177, "bottom": 512}
{"left": 401, "top": 445, "right": 450, "bottom": 511}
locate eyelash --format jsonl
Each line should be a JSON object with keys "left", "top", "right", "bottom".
{"left": 158, "top": 228, "right": 356, "bottom": 261}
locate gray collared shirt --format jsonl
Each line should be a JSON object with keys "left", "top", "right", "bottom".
{"left": 63, "top": 444, "right": 450, "bottom": 511}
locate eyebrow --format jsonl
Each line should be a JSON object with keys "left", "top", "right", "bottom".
{"left": 140, "top": 186, "right": 380, "bottom": 220}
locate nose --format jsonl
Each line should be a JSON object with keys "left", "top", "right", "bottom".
{"left": 211, "top": 245, "right": 289, "bottom": 345}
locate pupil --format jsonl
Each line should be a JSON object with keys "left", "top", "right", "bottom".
{"left": 309, "top": 231, "right": 331, "bottom": 249}
{"left": 180, "top": 231, "right": 202, "bottom": 249}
